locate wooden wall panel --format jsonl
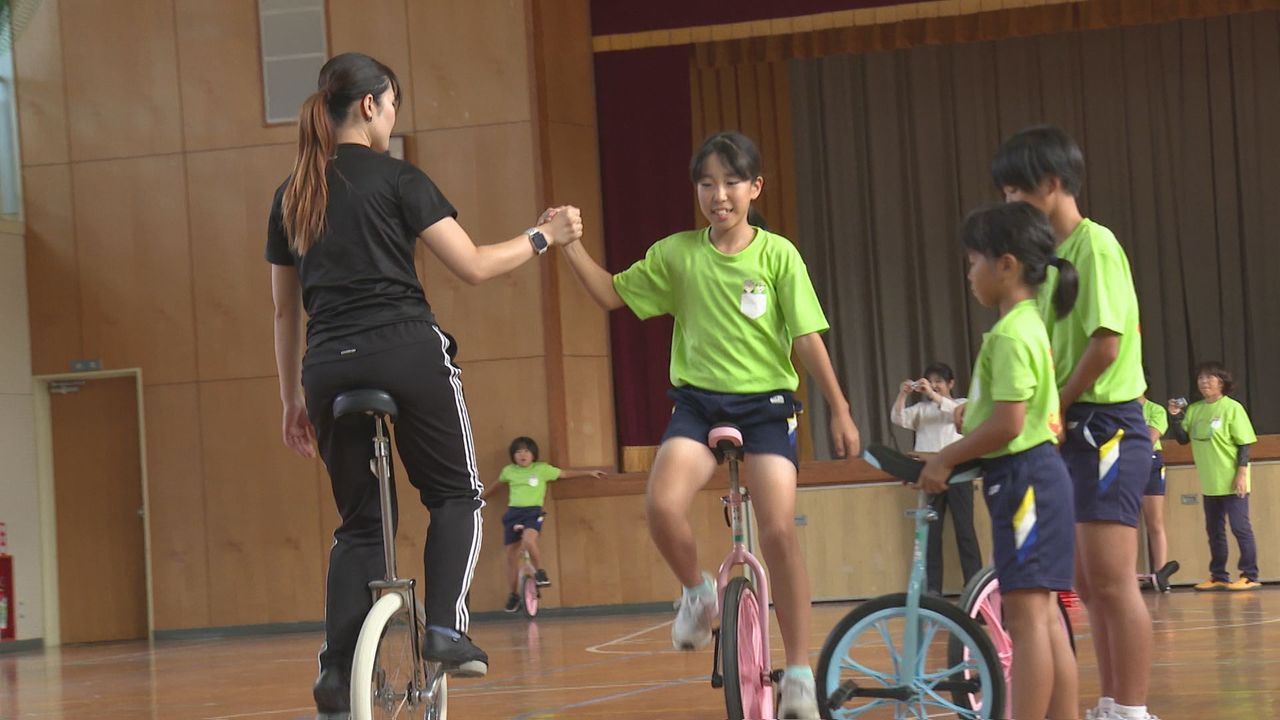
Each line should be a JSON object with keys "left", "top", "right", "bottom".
{"left": 547, "top": 121, "right": 610, "bottom": 358}
{"left": 186, "top": 144, "right": 294, "bottom": 382}
{"left": 563, "top": 355, "right": 615, "bottom": 468}
{"left": 535, "top": 0, "right": 596, "bottom": 127}
{"left": 557, "top": 489, "right": 728, "bottom": 607}
{"left": 173, "top": 0, "right": 296, "bottom": 152}
{"left": 328, "top": 0, "right": 417, "bottom": 134}
{"left": 199, "top": 377, "right": 325, "bottom": 626}
{"left": 413, "top": 124, "right": 544, "bottom": 362}
{"left": 406, "top": 0, "right": 532, "bottom": 130}
{"left": 143, "top": 383, "right": 211, "bottom": 630}
{"left": 72, "top": 155, "right": 197, "bottom": 384}
{"left": 21, "top": 164, "right": 81, "bottom": 375}
{"left": 59, "top": 0, "right": 183, "bottom": 161}
{"left": 13, "top": 0, "right": 69, "bottom": 166}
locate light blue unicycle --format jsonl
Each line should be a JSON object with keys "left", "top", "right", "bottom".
{"left": 816, "top": 445, "right": 1004, "bottom": 719}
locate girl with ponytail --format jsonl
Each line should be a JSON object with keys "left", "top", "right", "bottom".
{"left": 919, "top": 202, "right": 1079, "bottom": 720}
{"left": 266, "top": 52, "right": 583, "bottom": 718}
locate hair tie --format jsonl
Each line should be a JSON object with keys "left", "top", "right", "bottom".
{"left": 1049, "top": 256, "right": 1063, "bottom": 269}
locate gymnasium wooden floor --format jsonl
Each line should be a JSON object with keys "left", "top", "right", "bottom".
{"left": 3, "top": 588, "right": 1278, "bottom": 719}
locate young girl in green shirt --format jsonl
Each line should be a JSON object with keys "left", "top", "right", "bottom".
{"left": 556, "top": 132, "right": 859, "bottom": 718}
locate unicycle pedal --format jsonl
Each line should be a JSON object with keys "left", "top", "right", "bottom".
{"left": 710, "top": 627, "right": 724, "bottom": 688}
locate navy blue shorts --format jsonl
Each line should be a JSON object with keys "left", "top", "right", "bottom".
{"left": 981, "top": 442, "right": 1076, "bottom": 592}
{"left": 1061, "top": 401, "right": 1152, "bottom": 527}
{"left": 1144, "top": 451, "right": 1166, "bottom": 496}
{"left": 502, "top": 506, "right": 545, "bottom": 546}
{"left": 662, "top": 386, "right": 801, "bottom": 468}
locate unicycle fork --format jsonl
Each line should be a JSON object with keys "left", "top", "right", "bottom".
{"left": 706, "top": 423, "right": 776, "bottom": 720}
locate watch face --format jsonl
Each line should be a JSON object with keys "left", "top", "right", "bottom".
{"left": 530, "top": 230, "right": 548, "bottom": 253}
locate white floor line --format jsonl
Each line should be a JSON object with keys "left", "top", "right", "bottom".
{"left": 584, "top": 619, "right": 675, "bottom": 655}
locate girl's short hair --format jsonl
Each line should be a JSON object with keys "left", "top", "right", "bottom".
{"left": 508, "top": 436, "right": 540, "bottom": 463}
{"left": 1195, "top": 361, "right": 1235, "bottom": 395}
{"left": 690, "top": 131, "right": 763, "bottom": 183}
{"left": 991, "top": 125, "right": 1085, "bottom": 197}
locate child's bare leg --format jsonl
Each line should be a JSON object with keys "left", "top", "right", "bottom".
{"left": 1141, "top": 496, "right": 1167, "bottom": 572}
{"left": 523, "top": 528, "right": 543, "bottom": 567}
{"left": 505, "top": 542, "right": 521, "bottom": 593}
{"left": 744, "top": 454, "right": 810, "bottom": 668}
{"left": 1078, "top": 522, "right": 1151, "bottom": 705}
{"left": 646, "top": 438, "right": 717, "bottom": 587}
{"left": 1003, "top": 589, "right": 1057, "bottom": 720}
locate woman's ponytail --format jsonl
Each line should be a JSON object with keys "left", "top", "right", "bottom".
{"left": 282, "top": 91, "right": 334, "bottom": 255}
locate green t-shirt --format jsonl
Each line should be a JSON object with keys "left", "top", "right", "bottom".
{"left": 1036, "top": 219, "right": 1146, "bottom": 404}
{"left": 1184, "top": 396, "right": 1257, "bottom": 496}
{"left": 499, "top": 461, "right": 562, "bottom": 507}
{"left": 612, "top": 226, "right": 829, "bottom": 393}
{"left": 962, "top": 300, "right": 1062, "bottom": 458}
{"left": 1142, "top": 399, "right": 1168, "bottom": 452}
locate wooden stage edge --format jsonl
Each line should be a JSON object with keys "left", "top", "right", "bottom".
{"left": 559, "top": 434, "right": 1280, "bottom": 499}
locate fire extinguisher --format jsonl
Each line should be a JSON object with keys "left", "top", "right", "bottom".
{"left": 0, "top": 522, "right": 14, "bottom": 641}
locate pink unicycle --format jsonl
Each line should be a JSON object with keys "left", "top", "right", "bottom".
{"left": 704, "top": 424, "right": 777, "bottom": 720}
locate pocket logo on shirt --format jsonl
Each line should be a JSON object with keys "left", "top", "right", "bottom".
{"left": 740, "top": 279, "right": 768, "bottom": 320}
{"left": 1210, "top": 417, "right": 1223, "bottom": 431}
{"left": 528, "top": 477, "right": 539, "bottom": 487}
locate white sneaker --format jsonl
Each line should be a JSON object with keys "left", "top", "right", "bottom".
{"left": 1085, "top": 709, "right": 1110, "bottom": 720}
{"left": 671, "top": 572, "right": 717, "bottom": 650}
{"left": 778, "top": 673, "right": 820, "bottom": 719}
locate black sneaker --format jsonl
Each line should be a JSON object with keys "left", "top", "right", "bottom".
{"left": 423, "top": 628, "right": 489, "bottom": 678}
{"left": 504, "top": 592, "right": 520, "bottom": 613}
{"left": 534, "top": 568, "right": 552, "bottom": 587}
{"left": 313, "top": 665, "right": 350, "bottom": 716}
{"left": 1155, "top": 560, "right": 1180, "bottom": 593}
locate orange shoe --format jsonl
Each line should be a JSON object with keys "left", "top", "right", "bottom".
{"left": 1227, "top": 578, "right": 1261, "bottom": 591}
{"left": 1194, "top": 579, "right": 1230, "bottom": 591}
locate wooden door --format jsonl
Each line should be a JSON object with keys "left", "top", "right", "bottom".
{"left": 50, "top": 376, "right": 147, "bottom": 643}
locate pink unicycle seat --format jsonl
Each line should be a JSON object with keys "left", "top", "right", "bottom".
{"left": 708, "top": 424, "right": 744, "bottom": 449}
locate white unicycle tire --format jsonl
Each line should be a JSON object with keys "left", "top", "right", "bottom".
{"left": 351, "top": 592, "right": 448, "bottom": 720}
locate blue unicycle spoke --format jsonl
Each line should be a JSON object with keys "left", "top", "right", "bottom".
{"left": 873, "top": 619, "right": 905, "bottom": 679}
{"left": 837, "top": 658, "right": 896, "bottom": 686}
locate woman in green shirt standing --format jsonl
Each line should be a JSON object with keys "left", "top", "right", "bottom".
{"left": 1167, "top": 362, "right": 1260, "bottom": 591}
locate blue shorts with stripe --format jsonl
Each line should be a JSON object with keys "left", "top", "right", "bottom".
{"left": 1061, "top": 400, "right": 1152, "bottom": 527}
{"left": 981, "top": 442, "right": 1076, "bottom": 592}
{"left": 1144, "top": 450, "right": 1166, "bottom": 496}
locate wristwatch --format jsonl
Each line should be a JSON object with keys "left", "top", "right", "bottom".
{"left": 526, "top": 227, "right": 549, "bottom": 255}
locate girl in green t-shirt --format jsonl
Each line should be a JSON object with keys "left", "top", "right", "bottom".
{"left": 555, "top": 131, "right": 860, "bottom": 718}
{"left": 919, "top": 202, "right": 1080, "bottom": 720}
{"left": 1167, "top": 362, "right": 1260, "bottom": 591}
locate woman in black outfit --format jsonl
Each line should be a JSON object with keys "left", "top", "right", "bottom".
{"left": 267, "top": 53, "right": 582, "bottom": 718}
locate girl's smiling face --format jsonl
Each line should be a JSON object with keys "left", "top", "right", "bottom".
{"left": 695, "top": 152, "right": 762, "bottom": 234}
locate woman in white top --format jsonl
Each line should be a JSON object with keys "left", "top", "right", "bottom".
{"left": 891, "top": 362, "right": 982, "bottom": 594}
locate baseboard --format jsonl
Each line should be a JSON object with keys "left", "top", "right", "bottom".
{"left": 0, "top": 638, "right": 44, "bottom": 655}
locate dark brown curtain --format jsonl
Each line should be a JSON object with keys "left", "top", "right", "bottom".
{"left": 789, "top": 11, "right": 1280, "bottom": 454}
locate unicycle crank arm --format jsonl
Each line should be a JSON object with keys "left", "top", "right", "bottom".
{"left": 828, "top": 680, "right": 913, "bottom": 709}
{"left": 934, "top": 679, "right": 983, "bottom": 693}
{"left": 709, "top": 628, "right": 724, "bottom": 689}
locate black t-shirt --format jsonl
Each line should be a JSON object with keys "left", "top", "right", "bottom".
{"left": 266, "top": 143, "right": 456, "bottom": 350}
